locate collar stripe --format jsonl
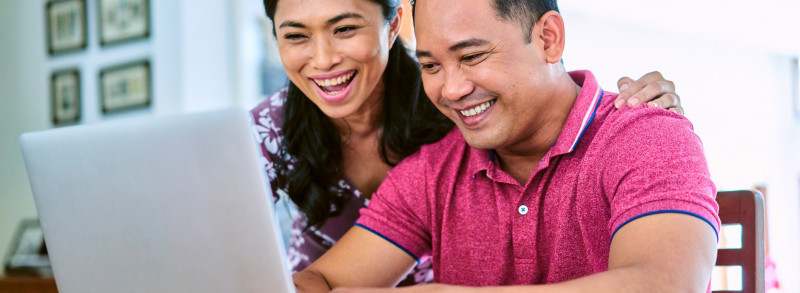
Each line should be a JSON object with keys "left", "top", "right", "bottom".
{"left": 569, "top": 87, "right": 603, "bottom": 152}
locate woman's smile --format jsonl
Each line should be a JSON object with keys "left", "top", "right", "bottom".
{"left": 309, "top": 70, "right": 358, "bottom": 103}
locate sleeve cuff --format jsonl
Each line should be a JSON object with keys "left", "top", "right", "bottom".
{"left": 611, "top": 209, "right": 719, "bottom": 242}
{"left": 354, "top": 223, "right": 421, "bottom": 264}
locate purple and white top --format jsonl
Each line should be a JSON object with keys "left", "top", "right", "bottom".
{"left": 250, "top": 89, "right": 434, "bottom": 286}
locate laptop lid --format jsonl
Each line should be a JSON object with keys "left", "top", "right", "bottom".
{"left": 20, "top": 108, "right": 295, "bottom": 293}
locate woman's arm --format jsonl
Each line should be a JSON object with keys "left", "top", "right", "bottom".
{"left": 615, "top": 71, "right": 683, "bottom": 114}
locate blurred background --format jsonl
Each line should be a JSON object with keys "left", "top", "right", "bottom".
{"left": 1, "top": 0, "right": 798, "bottom": 291}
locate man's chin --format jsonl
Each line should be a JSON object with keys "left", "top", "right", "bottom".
{"left": 460, "top": 131, "right": 500, "bottom": 150}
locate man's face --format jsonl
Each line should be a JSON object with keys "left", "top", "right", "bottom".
{"left": 414, "top": 0, "right": 556, "bottom": 152}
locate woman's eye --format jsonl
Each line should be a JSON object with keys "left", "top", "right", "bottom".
{"left": 334, "top": 26, "right": 357, "bottom": 35}
{"left": 284, "top": 34, "right": 307, "bottom": 41}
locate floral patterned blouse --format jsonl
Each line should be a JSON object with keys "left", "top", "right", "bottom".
{"left": 250, "top": 89, "right": 433, "bottom": 286}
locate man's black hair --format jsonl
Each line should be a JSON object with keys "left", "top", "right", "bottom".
{"left": 411, "top": 0, "right": 559, "bottom": 43}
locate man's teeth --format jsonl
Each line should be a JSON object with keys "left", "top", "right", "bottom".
{"left": 314, "top": 72, "right": 355, "bottom": 87}
{"left": 460, "top": 101, "right": 492, "bottom": 117}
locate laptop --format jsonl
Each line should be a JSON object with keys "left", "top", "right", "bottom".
{"left": 20, "top": 108, "right": 295, "bottom": 293}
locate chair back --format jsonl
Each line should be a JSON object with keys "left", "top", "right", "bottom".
{"left": 714, "top": 190, "right": 765, "bottom": 293}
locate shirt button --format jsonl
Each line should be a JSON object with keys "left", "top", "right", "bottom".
{"left": 518, "top": 204, "right": 529, "bottom": 216}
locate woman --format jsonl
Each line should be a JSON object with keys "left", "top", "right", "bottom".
{"left": 251, "top": 0, "right": 683, "bottom": 286}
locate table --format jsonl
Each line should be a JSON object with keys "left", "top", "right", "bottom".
{"left": 0, "top": 276, "right": 57, "bottom": 293}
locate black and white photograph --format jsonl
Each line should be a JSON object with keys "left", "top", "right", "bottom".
{"left": 100, "top": 61, "right": 151, "bottom": 113}
{"left": 98, "top": 0, "right": 150, "bottom": 46}
{"left": 51, "top": 69, "right": 81, "bottom": 125}
{"left": 45, "top": 0, "right": 87, "bottom": 55}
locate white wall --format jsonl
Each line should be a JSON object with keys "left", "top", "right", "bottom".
{"left": 0, "top": 0, "right": 239, "bottom": 275}
{"left": 0, "top": 1, "right": 49, "bottom": 274}
{"left": 561, "top": 9, "right": 800, "bottom": 292}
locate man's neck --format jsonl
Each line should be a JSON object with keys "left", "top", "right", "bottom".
{"left": 495, "top": 76, "right": 582, "bottom": 185}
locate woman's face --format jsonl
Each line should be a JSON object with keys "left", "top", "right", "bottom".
{"left": 273, "top": 0, "right": 401, "bottom": 120}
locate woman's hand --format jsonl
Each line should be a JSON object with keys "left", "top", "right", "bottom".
{"left": 615, "top": 71, "right": 683, "bottom": 115}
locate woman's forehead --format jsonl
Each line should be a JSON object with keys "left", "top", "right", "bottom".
{"left": 274, "top": 0, "right": 382, "bottom": 24}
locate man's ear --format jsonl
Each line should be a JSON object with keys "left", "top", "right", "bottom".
{"left": 388, "top": 5, "right": 404, "bottom": 48}
{"left": 535, "top": 11, "right": 566, "bottom": 64}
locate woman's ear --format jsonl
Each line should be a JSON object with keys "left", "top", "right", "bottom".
{"left": 536, "top": 11, "right": 566, "bottom": 64}
{"left": 388, "top": 5, "right": 404, "bottom": 47}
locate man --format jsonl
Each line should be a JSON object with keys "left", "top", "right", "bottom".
{"left": 293, "top": 0, "right": 719, "bottom": 291}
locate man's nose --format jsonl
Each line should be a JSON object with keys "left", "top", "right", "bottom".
{"left": 441, "top": 68, "right": 474, "bottom": 101}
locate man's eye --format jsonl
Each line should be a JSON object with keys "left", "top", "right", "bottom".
{"left": 420, "top": 63, "right": 440, "bottom": 73}
{"left": 463, "top": 53, "right": 485, "bottom": 62}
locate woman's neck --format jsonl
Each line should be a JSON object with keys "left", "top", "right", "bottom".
{"left": 333, "top": 80, "right": 385, "bottom": 141}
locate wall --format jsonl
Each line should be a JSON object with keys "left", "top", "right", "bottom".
{"left": 561, "top": 10, "right": 800, "bottom": 292}
{"left": 0, "top": 1, "right": 49, "bottom": 274}
{"left": 0, "top": 0, "right": 237, "bottom": 275}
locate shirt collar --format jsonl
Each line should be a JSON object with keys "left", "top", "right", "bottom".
{"left": 550, "top": 70, "right": 604, "bottom": 156}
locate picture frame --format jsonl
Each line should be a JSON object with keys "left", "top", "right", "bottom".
{"left": 98, "top": 0, "right": 150, "bottom": 46}
{"left": 45, "top": 0, "right": 88, "bottom": 55}
{"left": 3, "top": 219, "right": 52, "bottom": 277}
{"left": 99, "top": 60, "right": 152, "bottom": 113}
{"left": 51, "top": 69, "right": 81, "bottom": 125}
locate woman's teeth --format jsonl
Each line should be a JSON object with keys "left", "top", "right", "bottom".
{"left": 314, "top": 72, "right": 355, "bottom": 88}
{"left": 460, "top": 101, "right": 493, "bottom": 117}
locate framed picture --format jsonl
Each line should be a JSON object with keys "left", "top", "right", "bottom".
{"left": 3, "top": 219, "right": 52, "bottom": 277}
{"left": 98, "top": 0, "right": 150, "bottom": 46}
{"left": 46, "top": 0, "right": 88, "bottom": 55}
{"left": 100, "top": 60, "right": 151, "bottom": 113}
{"left": 51, "top": 69, "right": 81, "bottom": 125}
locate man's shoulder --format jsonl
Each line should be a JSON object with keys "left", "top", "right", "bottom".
{"left": 599, "top": 99, "right": 694, "bottom": 139}
{"left": 587, "top": 95, "right": 703, "bottom": 164}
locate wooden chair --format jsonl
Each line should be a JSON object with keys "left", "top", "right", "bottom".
{"left": 714, "top": 190, "right": 765, "bottom": 293}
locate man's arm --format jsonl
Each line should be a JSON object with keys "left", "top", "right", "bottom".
{"left": 530, "top": 213, "right": 717, "bottom": 293}
{"left": 330, "top": 213, "right": 716, "bottom": 293}
{"left": 294, "top": 226, "right": 418, "bottom": 292}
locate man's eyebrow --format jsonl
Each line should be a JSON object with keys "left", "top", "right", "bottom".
{"left": 448, "top": 38, "right": 490, "bottom": 52}
{"left": 278, "top": 20, "right": 305, "bottom": 29}
{"left": 327, "top": 12, "right": 364, "bottom": 26}
{"left": 415, "top": 38, "right": 490, "bottom": 58}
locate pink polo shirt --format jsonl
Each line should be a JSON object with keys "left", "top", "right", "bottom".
{"left": 356, "top": 70, "right": 719, "bottom": 286}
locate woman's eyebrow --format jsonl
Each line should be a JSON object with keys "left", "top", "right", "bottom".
{"left": 278, "top": 13, "right": 364, "bottom": 29}
{"left": 278, "top": 20, "right": 305, "bottom": 29}
{"left": 326, "top": 12, "right": 364, "bottom": 25}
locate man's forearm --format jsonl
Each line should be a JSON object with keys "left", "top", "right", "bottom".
{"left": 473, "top": 266, "right": 693, "bottom": 293}
{"left": 328, "top": 267, "right": 697, "bottom": 293}
{"left": 401, "top": 267, "right": 692, "bottom": 293}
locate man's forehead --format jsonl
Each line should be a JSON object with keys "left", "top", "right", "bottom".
{"left": 413, "top": 0, "right": 492, "bottom": 24}
{"left": 414, "top": 0, "right": 500, "bottom": 51}
{"left": 414, "top": 0, "right": 494, "bottom": 33}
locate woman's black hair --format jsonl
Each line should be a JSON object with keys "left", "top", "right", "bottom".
{"left": 264, "top": 0, "right": 454, "bottom": 230}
